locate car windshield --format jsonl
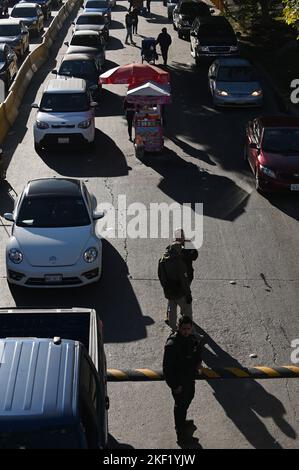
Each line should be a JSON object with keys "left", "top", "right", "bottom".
{"left": 16, "top": 195, "right": 91, "bottom": 228}
{"left": 0, "top": 25, "right": 21, "bottom": 36}
{"left": 71, "top": 35, "right": 101, "bottom": 48}
{"left": 77, "top": 15, "right": 105, "bottom": 25}
{"left": 59, "top": 60, "right": 97, "bottom": 79}
{"left": 198, "top": 23, "right": 234, "bottom": 38}
{"left": 39, "top": 92, "right": 89, "bottom": 112}
{"left": 0, "top": 427, "right": 86, "bottom": 449}
{"left": 217, "top": 66, "right": 258, "bottom": 82}
{"left": 262, "top": 128, "right": 299, "bottom": 153}
{"left": 11, "top": 7, "right": 37, "bottom": 17}
{"left": 85, "top": 1, "right": 108, "bottom": 8}
{"left": 180, "top": 4, "right": 209, "bottom": 16}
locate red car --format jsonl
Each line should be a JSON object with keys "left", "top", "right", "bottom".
{"left": 244, "top": 115, "right": 299, "bottom": 192}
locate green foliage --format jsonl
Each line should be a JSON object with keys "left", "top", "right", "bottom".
{"left": 283, "top": 0, "right": 299, "bottom": 31}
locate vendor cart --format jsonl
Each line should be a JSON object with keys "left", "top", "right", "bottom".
{"left": 126, "top": 81, "right": 171, "bottom": 158}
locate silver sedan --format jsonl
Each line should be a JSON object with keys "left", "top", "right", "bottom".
{"left": 208, "top": 57, "right": 263, "bottom": 107}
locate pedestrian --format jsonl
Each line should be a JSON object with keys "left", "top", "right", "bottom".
{"left": 174, "top": 228, "right": 198, "bottom": 286}
{"left": 125, "top": 11, "right": 135, "bottom": 45}
{"left": 146, "top": 0, "right": 151, "bottom": 13}
{"left": 131, "top": 7, "right": 139, "bottom": 34}
{"left": 156, "top": 27, "right": 172, "bottom": 65}
{"left": 163, "top": 316, "right": 203, "bottom": 444}
{"left": 158, "top": 241, "right": 192, "bottom": 332}
{"left": 123, "top": 97, "right": 136, "bottom": 141}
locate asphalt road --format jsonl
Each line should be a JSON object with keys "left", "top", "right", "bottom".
{"left": 1, "top": 0, "right": 299, "bottom": 449}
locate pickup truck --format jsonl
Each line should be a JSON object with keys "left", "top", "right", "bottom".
{"left": 0, "top": 307, "right": 109, "bottom": 449}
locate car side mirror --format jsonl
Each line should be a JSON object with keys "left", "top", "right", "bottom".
{"left": 21, "top": 30, "right": 27, "bottom": 35}
{"left": 90, "top": 101, "right": 98, "bottom": 107}
{"left": 64, "top": 41, "right": 69, "bottom": 46}
{"left": 72, "top": 21, "right": 75, "bottom": 25}
{"left": 51, "top": 69, "right": 58, "bottom": 75}
{"left": 4, "top": 213, "right": 14, "bottom": 222}
{"left": 31, "top": 103, "right": 39, "bottom": 108}
{"left": 210, "top": 8, "right": 215, "bottom": 14}
{"left": 93, "top": 210, "right": 105, "bottom": 220}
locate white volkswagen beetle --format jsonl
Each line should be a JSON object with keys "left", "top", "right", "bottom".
{"left": 4, "top": 178, "right": 105, "bottom": 288}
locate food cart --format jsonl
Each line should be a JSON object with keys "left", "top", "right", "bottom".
{"left": 126, "top": 81, "right": 171, "bottom": 158}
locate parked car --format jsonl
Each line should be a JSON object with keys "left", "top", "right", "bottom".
{"left": 32, "top": 77, "right": 97, "bottom": 150}
{"left": 208, "top": 58, "right": 263, "bottom": 107}
{"left": 0, "top": 43, "right": 18, "bottom": 91}
{"left": 65, "top": 30, "right": 106, "bottom": 69}
{"left": 19, "top": 0, "right": 51, "bottom": 21}
{"left": 53, "top": 53, "right": 102, "bottom": 100}
{"left": 72, "top": 12, "right": 109, "bottom": 43}
{"left": 190, "top": 16, "right": 239, "bottom": 65}
{"left": 244, "top": 116, "right": 299, "bottom": 192}
{"left": 0, "top": 19, "right": 29, "bottom": 58}
{"left": 10, "top": 3, "right": 44, "bottom": 36}
{"left": 83, "top": 0, "right": 111, "bottom": 24}
{"left": 4, "top": 177, "right": 105, "bottom": 287}
{"left": 166, "top": 0, "right": 179, "bottom": 20}
{"left": 173, "top": 0, "right": 212, "bottom": 39}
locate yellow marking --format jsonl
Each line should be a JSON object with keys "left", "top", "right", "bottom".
{"left": 135, "top": 369, "right": 162, "bottom": 379}
{"left": 201, "top": 368, "right": 220, "bottom": 378}
{"left": 226, "top": 367, "right": 250, "bottom": 378}
{"left": 254, "top": 367, "right": 281, "bottom": 377}
{"left": 107, "top": 369, "right": 129, "bottom": 379}
{"left": 282, "top": 366, "right": 299, "bottom": 375}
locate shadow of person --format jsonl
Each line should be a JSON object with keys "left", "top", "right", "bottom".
{"left": 36, "top": 129, "right": 129, "bottom": 178}
{"left": 108, "top": 434, "right": 135, "bottom": 449}
{"left": 177, "top": 426, "right": 203, "bottom": 449}
{"left": 9, "top": 240, "right": 147, "bottom": 344}
{"left": 109, "top": 20, "right": 125, "bottom": 29}
{"left": 142, "top": 148, "right": 250, "bottom": 222}
{"left": 106, "top": 36, "right": 125, "bottom": 51}
{"left": 193, "top": 325, "right": 296, "bottom": 448}
{"left": 0, "top": 180, "right": 17, "bottom": 216}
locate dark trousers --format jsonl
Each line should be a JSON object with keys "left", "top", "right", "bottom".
{"left": 132, "top": 21, "right": 138, "bottom": 34}
{"left": 172, "top": 382, "right": 195, "bottom": 431}
{"left": 126, "top": 115, "right": 134, "bottom": 139}
{"left": 161, "top": 48, "right": 169, "bottom": 65}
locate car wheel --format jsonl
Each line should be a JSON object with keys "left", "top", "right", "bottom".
{"left": 178, "top": 30, "right": 183, "bottom": 39}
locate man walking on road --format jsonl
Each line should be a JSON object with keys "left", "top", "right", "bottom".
{"left": 158, "top": 241, "right": 193, "bottom": 331}
{"left": 123, "top": 97, "right": 136, "bottom": 141}
{"left": 156, "top": 27, "right": 172, "bottom": 65}
{"left": 163, "top": 316, "right": 203, "bottom": 444}
{"left": 125, "top": 11, "right": 135, "bottom": 45}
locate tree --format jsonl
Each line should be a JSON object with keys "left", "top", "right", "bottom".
{"left": 283, "top": 0, "right": 299, "bottom": 32}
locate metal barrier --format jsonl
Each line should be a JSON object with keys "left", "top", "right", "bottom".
{"left": 107, "top": 366, "right": 299, "bottom": 381}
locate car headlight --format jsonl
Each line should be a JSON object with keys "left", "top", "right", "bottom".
{"left": 84, "top": 247, "right": 98, "bottom": 263}
{"left": 78, "top": 119, "right": 91, "bottom": 129}
{"left": 260, "top": 164, "right": 276, "bottom": 179}
{"left": 8, "top": 248, "right": 23, "bottom": 264}
{"left": 251, "top": 90, "right": 262, "bottom": 97}
{"left": 216, "top": 89, "right": 229, "bottom": 96}
{"left": 36, "top": 121, "right": 49, "bottom": 129}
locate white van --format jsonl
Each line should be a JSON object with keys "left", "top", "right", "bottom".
{"left": 32, "top": 77, "right": 97, "bottom": 151}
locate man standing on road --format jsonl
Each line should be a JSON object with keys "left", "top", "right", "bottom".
{"left": 158, "top": 241, "right": 192, "bottom": 331}
{"left": 123, "top": 97, "right": 136, "bottom": 141}
{"left": 175, "top": 228, "right": 198, "bottom": 286}
{"left": 163, "top": 316, "right": 203, "bottom": 444}
{"left": 125, "top": 11, "right": 135, "bottom": 45}
{"left": 156, "top": 27, "right": 172, "bottom": 65}
{"left": 131, "top": 7, "right": 139, "bottom": 35}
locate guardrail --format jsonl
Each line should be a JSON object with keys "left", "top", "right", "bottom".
{"left": 107, "top": 366, "right": 299, "bottom": 381}
{"left": 0, "top": 0, "right": 80, "bottom": 145}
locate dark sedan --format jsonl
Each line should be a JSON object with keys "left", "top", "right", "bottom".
{"left": 52, "top": 53, "right": 102, "bottom": 100}
{"left": 0, "top": 43, "right": 18, "bottom": 91}
{"left": 245, "top": 116, "right": 299, "bottom": 193}
{"left": 0, "top": 19, "right": 29, "bottom": 58}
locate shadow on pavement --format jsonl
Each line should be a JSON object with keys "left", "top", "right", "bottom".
{"left": 265, "top": 193, "right": 299, "bottom": 222}
{"left": 195, "top": 325, "right": 297, "bottom": 449}
{"left": 0, "top": 181, "right": 18, "bottom": 216}
{"left": 142, "top": 148, "right": 250, "bottom": 222}
{"left": 9, "top": 240, "right": 147, "bottom": 343}
{"left": 36, "top": 129, "right": 129, "bottom": 178}
{"left": 97, "top": 88, "right": 124, "bottom": 117}
{"left": 110, "top": 20, "right": 125, "bottom": 29}
{"left": 108, "top": 434, "right": 135, "bottom": 449}
{"left": 106, "top": 36, "right": 125, "bottom": 50}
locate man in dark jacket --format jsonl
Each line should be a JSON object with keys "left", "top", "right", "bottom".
{"left": 123, "top": 97, "right": 136, "bottom": 141}
{"left": 156, "top": 27, "right": 172, "bottom": 65}
{"left": 163, "top": 316, "right": 203, "bottom": 443}
{"left": 125, "top": 11, "right": 135, "bottom": 45}
{"left": 158, "top": 241, "right": 192, "bottom": 331}
{"left": 174, "top": 228, "right": 198, "bottom": 285}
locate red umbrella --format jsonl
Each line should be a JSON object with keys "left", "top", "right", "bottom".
{"left": 100, "top": 63, "right": 170, "bottom": 86}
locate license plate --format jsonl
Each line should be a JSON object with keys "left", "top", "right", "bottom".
{"left": 58, "top": 137, "right": 69, "bottom": 144}
{"left": 45, "top": 275, "right": 62, "bottom": 283}
{"left": 291, "top": 184, "right": 299, "bottom": 191}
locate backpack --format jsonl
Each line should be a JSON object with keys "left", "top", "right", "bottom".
{"left": 158, "top": 256, "right": 179, "bottom": 295}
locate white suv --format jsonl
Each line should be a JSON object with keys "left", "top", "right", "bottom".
{"left": 32, "top": 77, "right": 97, "bottom": 151}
